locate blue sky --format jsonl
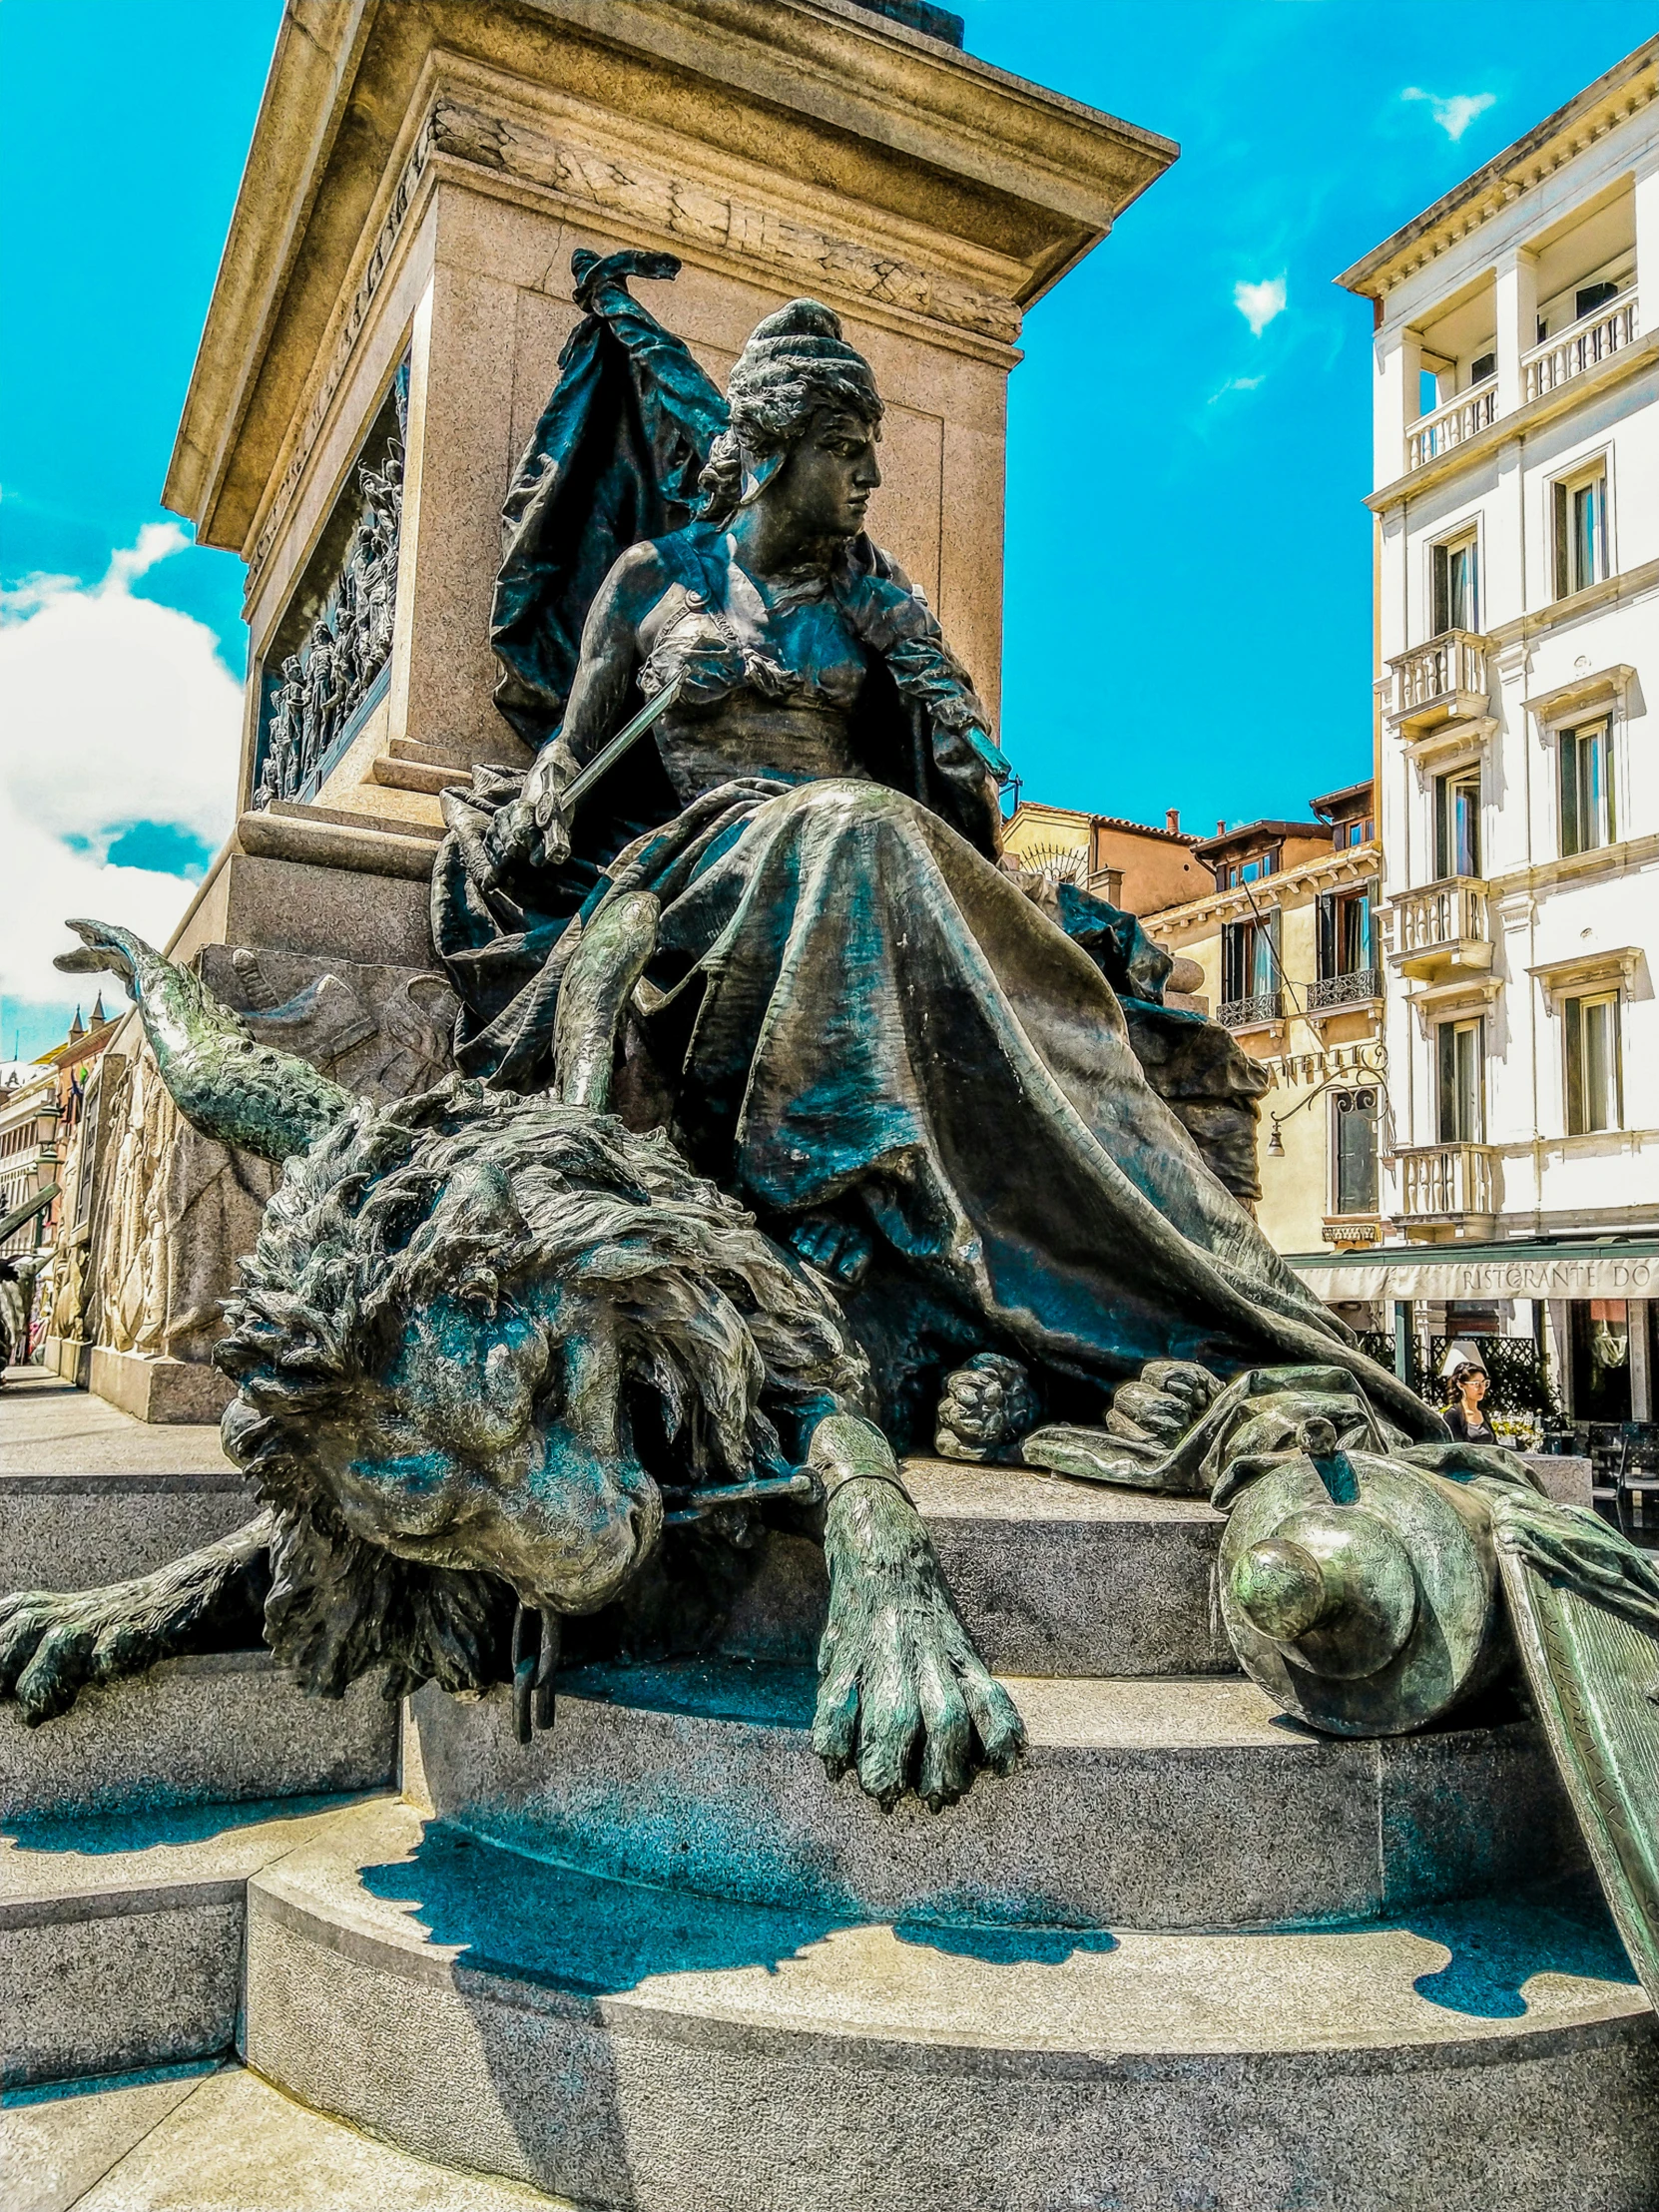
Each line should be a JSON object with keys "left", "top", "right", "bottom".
{"left": 0, "top": 0, "right": 1648, "bottom": 1058}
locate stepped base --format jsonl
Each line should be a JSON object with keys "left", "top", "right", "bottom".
{"left": 246, "top": 1797, "right": 1659, "bottom": 2212}
{"left": 0, "top": 1651, "right": 396, "bottom": 1821}
{"left": 1, "top": 1795, "right": 384, "bottom": 2087}
{"left": 414, "top": 1662, "right": 1582, "bottom": 1932}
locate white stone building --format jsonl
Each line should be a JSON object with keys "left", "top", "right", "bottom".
{"left": 1302, "top": 39, "right": 1659, "bottom": 1433}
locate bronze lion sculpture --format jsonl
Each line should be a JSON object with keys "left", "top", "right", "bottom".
{"left": 0, "top": 920, "right": 1023, "bottom": 1811}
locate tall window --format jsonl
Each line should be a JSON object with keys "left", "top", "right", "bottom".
{"left": 1431, "top": 534, "right": 1478, "bottom": 634}
{"left": 1333, "top": 1087, "right": 1381, "bottom": 1215}
{"left": 1559, "top": 719, "right": 1615, "bottom": 856}
{"left": 1553, "top": 466, "right": 1609, "bottom": 599}
{"left": 1434, "top": 770, "right": 1481, "bottom": 879}
{"left": 1317, "top": 882, "right": 1377, "bottom": 980}
{"left": 1437, "top": 1019, "right": 1484, "bottom": 1143}
{"left": 1565, "top": 992, "right": 1622, "bottom": 1134}
{"left": 1222, "top": 913, "right": 1279, "bottom": 1007}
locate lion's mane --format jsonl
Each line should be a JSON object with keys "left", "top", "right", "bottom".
{"left": 213, "top": 1077, "right": 869, "bottom": 1699}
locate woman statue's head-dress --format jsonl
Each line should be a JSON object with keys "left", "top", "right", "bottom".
{"left": 699, "top": 298, "right": 882, "bottom": 522}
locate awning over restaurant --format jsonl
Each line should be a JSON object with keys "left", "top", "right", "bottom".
{"left": 1286, "top": 1238, "right": 1659, "bottom": 1304}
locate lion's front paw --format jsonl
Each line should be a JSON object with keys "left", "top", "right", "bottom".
{"left": 812, "top": 1478, "right": 1025, "bottom": 1810}
{"left": 0, "top": 1586, "right": 167, "bottom": 1726}
{"left": 1108, "top": 1358, "right": 1222, "bottom": 1447}
{"left": 934, "top": 1352, "right": 1039, "bottom": 1461}
{"left": 813, "top": 1598, "right": 1024, "bottom": 1811}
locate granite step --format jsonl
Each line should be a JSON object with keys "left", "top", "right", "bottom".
{"left": 410, "top": 1662, "right": 1583, "bottom": 1934}
{"left": 0, "top": 1438, "right": 1232, "bottom": 1680}
{"left": 0, "top": 1469, "right": 253, "bottom": 1592}
{"left": 1, "top": 1794, "right": 389, "bottom": 2088}
{"left": 904, "top": 1455, "right": 1232, "bottom": 1675}
{"left": 7, "top": 2059, "right": 572, "bottom": 2212}
{"left": 372, "top": 749, "right": 469, "bottom": 795}
{"left": 711, "top": 1456, "right": 1234, "bottom": 1679}
{"left": 244, "top": 1795, "right": 1659, "bottom": 2212}
{"left": 0, "top": 1651, "right": 396, "bottom": 1822}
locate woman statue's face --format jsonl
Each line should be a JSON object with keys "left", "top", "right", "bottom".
{"left": 768, "top": 408, "right": 881, "bottom": 541}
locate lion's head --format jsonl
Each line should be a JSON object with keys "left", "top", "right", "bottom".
{"left": 215, "top": 1079, "right": 869, "bottom": 1691}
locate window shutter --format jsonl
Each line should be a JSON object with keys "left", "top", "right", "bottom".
{"left": 1553, "top": 480, "right": 1570, "bottom": 600}
{"left": 1437, "top": 1023, "right": 1457, "bottom": 1142}
{"left": 1431, "top": 543, "right": 1449, "bottom": 636}
{"left": 1559, "top": 732, "right": 1580, "bottom": 858}
{"left": 1316, "top": 893, "right": 1337, "bottom": 982}
{"left": 1565, "top": 996, "right": 1585, "bottom": 1136}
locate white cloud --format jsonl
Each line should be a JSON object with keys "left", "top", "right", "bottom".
{"left": 1209, "top": 373, "right": 1266, "bottom": 404}
{"left": 1234, "top": 276, "right": 1287, "bottom": 336}
{"left": 0, "top": 532, "right": 242, "bottom": 1006}
{"left": 1402, "top": 87, "right": 1496, "bottom": 142}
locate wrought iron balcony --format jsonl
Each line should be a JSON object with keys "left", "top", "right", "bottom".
{"left": 1385, "top": 631, "right": 1491, "bottom": 737}
{"left": 1308, "top": 967, "right": 1382, "bottom": 1011}
{"left": 1218, "top": 989, "right": 1283, "bottom": 1030}
{"left": 1523, "top": 290, "right": 1639, "bottom": 404}
{"left": 1388, "top": 878, "right": 1491, "bottom": 983}
{"left": 1405, "top": 378, "right": 1497, "bottom": 471}
{"left": 1396, "top": 1142, "right": 1499, "bottom": 1226}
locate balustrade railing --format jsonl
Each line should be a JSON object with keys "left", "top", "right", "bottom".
{"left": 1397, "top": 1143, "right": 1498, "bottom": 1221}
{"left": 1387, "top": 630, "right": 1489, "bottom": 726}
{"left": 1218, "top": 990, "right": 1283, "bottom": 1030}
{"left": 1406, "top": 378, "right": 1497, "bottom": 471}
{"left": 1523, "top": 291, "right": 1639, "bottom": 403}
{"left": 1308, "top": 967, "right": 1382, "bottom": 1011}
{"left": 1394, "top": 877, "right": 1488, "bottom": 961}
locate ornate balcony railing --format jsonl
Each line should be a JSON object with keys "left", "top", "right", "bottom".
{"left": 1308, "top": 967, "right": 1382, "bottom": 1011}
{"left": 1523, "top": 291, "right": 1639, "bottom": 404}
{"left": 1406, "top": 378, "right": 1497, "bottom": 471}
{"left": 1218, "top": 989, "right": 1283, "bottom": 1030}
{"left": 1387, "top": 630, "right": 1490, "bottom": 730}
{"left": 1393, "top": 878, "right": 1488, "bottom": 970}
{"left": 1397, "top": 1143, "right": 1499, "bottom": 1222}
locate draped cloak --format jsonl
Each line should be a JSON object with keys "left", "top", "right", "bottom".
{"left": 432, "top": 253, "right": 1439, "bottom": 1447}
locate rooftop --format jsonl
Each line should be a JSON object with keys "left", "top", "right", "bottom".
{"left": 1335, "top": 34, "right": 1659, "bottom": 299}
{"left": 1310, "top": 782, "right": 1374, "bottom": 823}
{"left": 1190, "top": 819, "right": 1326, "bottom": 865}
{"left": 1006, "top": 799, "right": 1200, "bottom": 847}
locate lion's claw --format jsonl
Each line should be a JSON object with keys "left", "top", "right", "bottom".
{"left": 934, "top": 1352, "right": 1040, "bottom": 1461}
{"left": 814, "top": 1470, "right": 1027, "bottom": 1810}
{"left": 1108, "top": 1358, "right": 1221, "bottom": 1446}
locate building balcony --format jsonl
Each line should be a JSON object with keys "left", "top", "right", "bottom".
{"left": 1522, "top": 288, "right": 1639, "bottom": 404}
{"left": 1404, "top": 378, "right": 1497, "bottom": 472}
{"left": 1218, "top": 989, "right": 1283, "bottom": 1031}
{"left": 1308, "top": 967, "right": 1382, "bottom": 1012}
{"left": 1388, "top": 877, "right": 1492, "bottom": 984}
{"left": 1396, "top": 1142, "right": 1500, "bottom": 1230}
{"left": 1385, "top": 631, "right": 1491, "bottom": 739}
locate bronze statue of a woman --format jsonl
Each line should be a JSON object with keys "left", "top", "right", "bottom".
{"left": 435, "top": 257, "right": 1433, "bottom": 1448}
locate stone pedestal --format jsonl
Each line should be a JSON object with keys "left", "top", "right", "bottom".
{"left": 76, "top": 0, "right": 1174, "bottom": 1419}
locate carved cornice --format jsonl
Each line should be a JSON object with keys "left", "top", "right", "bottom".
{"left": 244, "top": 65, "right": 1033, "bottom": 593}
{"left": 1528, "top": 946, "right": 1644, "bottom": 1006}
{"left": 247, "top": 122, "right": 433, "bottom": 588}
{"left": 1149, "top": 841, "right": 1379, "bottom": 934}
{"left": 169, "top": 0, "right": 1173, "bottom": 555}
{"left": 429, "top": 91, "right": 1024, "bottom": 343}
{"left": 1336, "top": 41, "right": 1659, "bottom": 300}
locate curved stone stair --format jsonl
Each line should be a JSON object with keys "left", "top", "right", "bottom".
{"left": 7, "top": 1409, "right": 1657, "bottom": 2207}
{"left": 244, "top": 1794, "right": 1659, "bottom": 2212}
